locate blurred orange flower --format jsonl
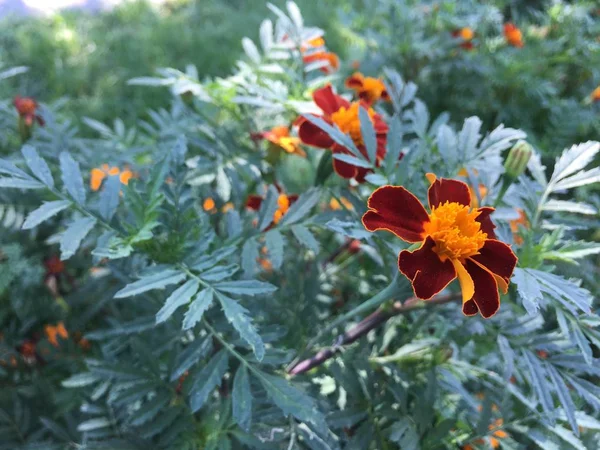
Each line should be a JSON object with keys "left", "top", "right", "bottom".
{"left": 345, "top": 73, "right": 390, "bottom": 104}
{"left": 509, "top": 209, "right": 529, "bottom": 245}
{"left": 221, "top": 202, "right": 235, "bottom": 213}
{"left": 45, "top": 322, "right": 68, "bottom": 347}
{"left": 14, "top": 96, "right": 45, "bottom": 126}
{"left": 504, "top": 23, "right": 524, "bottom": 48}
{"left": 303, "top": 51, "right": 339, "bottom": 74}
{"left": 246, "top": 190, "right": 298, "bottom": 229}
{"left": 90, "top": 164, "right": 133, "bottom": 191}
{"left": 452, "top": 27, "right": 475, "bottom": 50}
{"left": 463, "top": 418, "right": 508, "bottom": 450}
{"left": 203, "top": 197, "right": 217, "bottom": 213}
{"left": 329, "top": 197, "right": 354, "bottom": 211}
{"left": 590, "top": 86, "right": 600, "bottom": 103}
{"left": 257, "top": 126, "right": 306, "bottom": 157}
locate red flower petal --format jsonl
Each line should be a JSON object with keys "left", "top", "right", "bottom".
{"left": 298, "top": 116, "right": 335, "bottom": 149}
{"left": 345, "top": 74, "right": 364, "bottom": 89}
{"left": 332, "top": 154, "right": 359, "bottom": 179}
{"left": 288, "top": 194, "right": 299, "bottom": 205}
{"left": 313, "top": 85, "right": 350, "bottom": 116}
{"left": 398, "top": 237, "right": 457, "bottom": 300}
{"left": 464, "top": 259, "right": 500, "bottom": 318}
{"left": 427, "top": 174, "right": 471, "bottom": 208}
{"left": 246, "top": 195, "right": 263, "bottom": 211}
{"left": 362, "top": 185, "right": 429, "bottom": 242}
{"left": 476, "top": 207, "right": 497, "bottom": 239}
{"left": 470, "top": 239, "right": 517, "bottom": 283}
{"left": 462, "top": 299, "right": 479, "bottom": 316}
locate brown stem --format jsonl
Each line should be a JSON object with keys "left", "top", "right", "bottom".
{"left": 287, "top": 292, "right": 461, "bottom": 376}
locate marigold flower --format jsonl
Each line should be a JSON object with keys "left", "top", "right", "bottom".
{"left": 203, "top": 197, "right": 217, "bottom": 213}
{"left": 509, "top": 208, "right": 529, "bottom": 245}
{"left": 345, "top": 72, "right": 390, "bottom": 104}
{"left": 44, "top": 255, "right": 65, "bottom": 275}
{"left": 303, "top": 51, "right": 340, "bottom": 74}
{"left": 590, "top": 86, "right": 600, "bottom": 103}
{"left": 451, "top": 28, "right": 475, "bottom": 50}
{"left": 14, "top": 96, "right": 45, "bottom": 127}
{"left": 329, "top": 196, "right": 354, "bottom": 211}
{"left": 19, "top": 340, "right": 36, "bottom": 360}
{"left": 463, "top": 418, "right": 508, "bottom": 450}
{"left": 246, "top": 190, "right": 298, "bottom": 229}
{"left": 90, "top": 164, "right": 133, "bottom": 191}
{"left": 300, "top": 37, "right": 325, "bottom": 53}
{"left": 504, "top": 23, "right": 524, "bottom": 48}
{"left": 256, "top": 126, "right": 306, "bottom": 157}
{"left": 45, "top": 322, "right": 69, "bottom": 347}
{"left": 298, "top": 85, "right": 389, "bottom": 182}
{"left": 362, "top": 174, "right": 517, "bottom": 318}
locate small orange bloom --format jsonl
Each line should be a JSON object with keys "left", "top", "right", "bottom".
{"left": 90, "top": 164, "right": 133, "bottom": 191}
{"left": 362, "top": 174, "right": 517, "bottom": 318}
{"left": 297, "top": 85, "right": 389, "bottom": 182}
{"left": 345, "top": 73, "right": 390, "bottom": 104}
{"left": 504, "top": 23, "right": 524, "bottom": 48}
{"left": 221, "top": 202, "right": 235, "bottom": 213}
{"left": 303, "top": 51, "right": 340, "bottom": 74}
{"left": 300, "top": 37, "right": 325, "bottom": 53}
{"left": 14, "top": 96, "right": 44, "bottom": 127}
{"left": 509, "top": 209, "right": 529, "bottom": 245}
{"left": 463, "top": 418, "right": 508, "bottom": 450}
{"left": 45, "top": 322, "right": 69, "bottom": 347}
{"left": 258, "top": 258, "right": 273, "bottom": 272}
{"left": 257, "top": 126, "right": 306, "bottom": 157}
{"left": 590, "top": 86, "right": 600, "bottom": 103}
{"left": 203, "top": 197, "right": 217, "bottom": 213}
{"left": 329, "top": 196, "right": 354, "bottom": 211}
{"left": 452, "top": 28, "right": 475, "bottom": 50}
{"left": 246, "top": 189, "right": 298, "bottom": 229}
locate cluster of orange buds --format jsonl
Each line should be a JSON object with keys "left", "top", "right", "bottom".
{"left": 90, "top": 165, "right": 133, "bottom": 191}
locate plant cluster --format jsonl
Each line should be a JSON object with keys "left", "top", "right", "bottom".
{"left": 1, "top": 1, "right": 600, "bottom": 450}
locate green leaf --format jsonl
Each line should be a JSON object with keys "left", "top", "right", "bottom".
{"left": 155, "top": 279, "right": 199, "bottom": 324}
{"left": 129, "top": 393, "right": 171, "bottom": 426}
{"left": 241, "top": 238, "right": 259, "bottom": 276}
{"left": 62, "top": 372, "right": 100, "bottom": 388}
{"left": 214, "top": 280, "right": 277, "bottom": 296}
{"left": 523, "top": 350, "right": 555, "bottom": 423}
{"left": 232, "top": 365, "right": 252, "bottom": 431}
{"left": 302, "top": 114, "right": 362, "bottom": 159}
{"left": 512, "top": 268, "right": 543, "bottom": 315}
{"left": 291, "top": 225, "right": 320, "bottom": 253}
{"left": 325, "top": 218, "right": 372, "bottom": 239}
{"left": 114, "top": 269, "right": 186, "bottom": 298}
{"left": 182, "top": 288, "right": 214, "bottom": 330}
{"left": 77, "top": 417, "right": 111, "bottom": 432}
{"left": 217, "top": 293, "right": 265, "bottom": 361}
{"left": 359, "top": 106, "right": 377, "bottom": 163}
{"left": 200, "top": 264, "right": 239, "bottom": 282}
{"left": 545, "top": 241, "right": 600, "bottom": 262}
{"left": 0, "top": 177, "right": 45, "bottom": 189}
{"left": 550, "top": 141, "right": 599, "bottom": 188}
{"left": 99, "top": 174, "right": 121, "bottom": 221}
{"left": 265, "top": 229, "right": 284, "bottom": 270}
{"left": 258, "top": 372, "right": 327, "bottom": 434}
{"left": 170, "top": 337, "right": 213, "bottom": 382}
{"left": 384, "top": 115, "right": 404, "bottom": 171}
{"left": 547, "top": 365, "right": 578, "bottom": 434}
{"left": 189, "top": 350, "right": 229, "bottom": 412}
{"left": 0, "top": 159, "right": 30, "bottom": 178}
{"left": 279, "top": 189, "right": 320, "bottom": 226}
{"left": 332, "top": 153, "right": 373, "bottom": 169}
{"left": 59, "top": 152, "right": 86, "bottom": 205}
{"left": 60, "top": 217, "right": 97, "bottom": 260}
{"left": 258, "top": 185, "right": 279, "bottom": 231}
{"left": 22, "top": 145, "right": 54, "bottom": 187}
{"left": 22, "top": 200, "right": 71, "bottom": 229}
{"left": 543, "top": 199, "right": 597, "bottom": 215}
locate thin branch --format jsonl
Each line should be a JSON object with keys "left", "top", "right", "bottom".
{"left": 287, "top": 292, "right": 461, "bottom": 375}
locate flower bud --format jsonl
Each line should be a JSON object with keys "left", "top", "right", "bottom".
{"left": 504, "top": 141, "right": 532, "bottom": 179}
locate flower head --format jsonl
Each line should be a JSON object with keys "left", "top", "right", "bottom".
{"left": 504, "top": 23, "right": 524, "bottom": 48}
{"left": 14, "top": 96, "right": 44, "bottom": 127}
{"left": 362, "top": 174, "right": 517, "bottom": 318}
{"left": 298, "top": 85, "right": 389, "bottom": 182}
{"left": 246, "top": 189, "right": 298, "bottom": 229}
{"left": 300, "top": 36, "right": 339, "bottom": 74}
{"left": 590, "top": 86, "right": 600, "bottom": 103}
{"left": 90, "top": 164, "right": 133, "bottom": 191}
{"left": 203, "top": 197, "right": 217, "bottom": 213}
{"left": 345, "top": 73, "right": 390, "bottom": 104}
{"left": 463, "top": 418, "right": 508, "bottom": 450}
{"left": 509, "top": 208, "right": 529, "bottom": 245}
{"left": 45, "top": 322, "right": 69, "bottom": 347}
{"left": 257, "top": 126, "right": 306, "bottom": 157}
{"left": 452, "top": 27, "right": 475, "bottom": 50}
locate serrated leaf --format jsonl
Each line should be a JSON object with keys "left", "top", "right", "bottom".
{"left": 265, "top": 229, "right": 284, "bottom": 270}
{"left": 325, "top": 218, "right": 372, "bottom": 239}
{"left": 59, "top": 152, "right": 86, "bottom": 205}
{"left": 332, "top": 153, "right": 372, "bottom": 169}
{"left": 512, "top": 268, "right": 543, "bottom": 315}
{"left": 359, "top": 106, "right": 377, "bottom": 163}
{"left": 182, "top": 289, "right": 214, "bottom": 330}
{"left": 279, "top": 189, "right": 320, "bottom": 226}
{"left": 291, "top": 225, "right": 319, "bottom": 253}
{"left": 302, "top": 115, "right": 362, "bottom": 159}
{"left": 99, "top": 174, "right": 121, "bottom": 221}
{"left": 114, "top": 269, "right": 186, "bottom": 298}
{"left": 214, "top": 280, "right": 277, "bottom": 296}
{"left": 129, "top": 393, "right": 171, "bottom": 426}
{"left": 551, "top": 141, "right": 600, "bottom": 185}
{"left": 170, "top": 337, "right": 213, "bottom": 381}
{"left": 22, "top": 200, "right": 70, "bottom": 229}
{"left": 259, "top": 372, "right": 327, "bottom": 435}
{"left": 0, "top": 159, "right": 30, "bottom": 178}
{"left": 0, "top": 177, "right": 45, "bottom": 189}
{"left": 200, "top": 264, "right": 239, "bottom": 282}
{"left": 217, "top": 293, "right": 265, "bottom": 361}
{"left": 497, "top": 335, "right": 514, "bottom": 380}
{"left": 22, "top": 145, "right": 53, "bottom": 187}
{"left": 189, "top": 350, "right": 229, "bottom": 412}
{"left": 543, "top": 199, "right": 597, "bottom": 215}
{"left": 60, "top": 217, "right": 96, "bottom": 260}
{"left": 547, "top": 365, "right": 578, "bottom": 434}
{"left": 155, "top": 279, "right": 199, "bottom": 324}
{"left": 570, "top": 325, "right": 593, "bottom": 365}
{"left": 241, "top": 238, "right": 259, "bottom": 276}
{"left": 232, "top": 366, "right": 252, "bottom": 431}
{"left": 258, "top": 186, "right": 279, "bottom": 231}
{"left": 523, "top": 351, "right": 555, "bottom": 422}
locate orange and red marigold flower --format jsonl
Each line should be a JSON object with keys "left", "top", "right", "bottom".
{"left": 451, "top": 27, "right": 475, "bottom": 50}
{"left": 45, "top": 322, "right": 69, "bottom": 347}
{"left": 254, "top": 125, "right": 306, "bottom": 157}
{"left": 246, "top": 190, "right": 298, "bottom": 228}
{"left": 590, "top": 86, "right": 600, "bottom": 103}
{"left": 14, "top": 96, "right": 44, "bottom": 126}
{"left": 504, "top": 23, "right": 524, "bottom": 48}
{"left": 300, "top": 37, "right": 339, "bottom": 74}
{"left": 298, "top": 85, "right": 389, "bottom": 182}
{"left": 345, "top": 72, "right": 390, "bottom": 104}
{"left": 362, "top": 174, "right": 517, "bottom": 318}
{"left": 90, "top": 164, "right": 133, "bottom": 191}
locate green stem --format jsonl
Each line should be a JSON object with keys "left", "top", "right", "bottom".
{"left": 492, "top": 177, "right": 511, "bottom": 208}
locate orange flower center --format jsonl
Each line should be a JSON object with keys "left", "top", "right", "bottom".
{"left": 360, "top": 77, "right": 387, "bottom": 101}
{"left": 330, "top": 103, "right": 374, "bottom": 146}
{"left": 273, "top": 194, "right": 290, "bottom": 224}
{"left": 423, "top": 201, "right": 487, "bottom": 261}
{"left": 460, "top": 27, "right": 474, "bottom": 40}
